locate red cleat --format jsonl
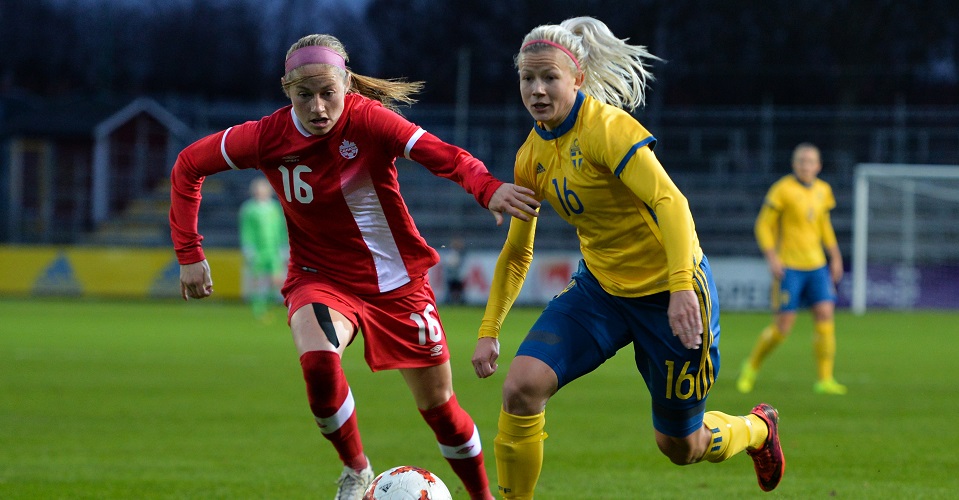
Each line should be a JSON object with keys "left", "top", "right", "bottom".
{"left": 747, "top": 403, "right": 785, "bottom": 492}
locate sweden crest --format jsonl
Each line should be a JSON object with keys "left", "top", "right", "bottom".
{"left": 570, "top": 139, "right": 583, "bottom": 169}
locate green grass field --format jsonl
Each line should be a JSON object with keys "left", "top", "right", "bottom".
{"left": 2, "top": 297, "right": 958, "bottom": 499}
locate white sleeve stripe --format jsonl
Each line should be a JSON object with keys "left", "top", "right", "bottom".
{"left": 437, "top": 424, "right": 483, "bottom": 459}
{"left": 404, "top": 128, "right": 427, "bottom": 160}
{"left": 314, "top": 388, "right": 355, "bottom": 435}
{"left": 220, "top": 126, "right": 239, "bottom": 170}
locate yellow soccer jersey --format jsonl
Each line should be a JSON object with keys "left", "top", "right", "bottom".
{"left": 755, "top": 174, "right": 838, "bottom": 270}
{"left": 500, "top": 92, "right": 702, "bottom": 299}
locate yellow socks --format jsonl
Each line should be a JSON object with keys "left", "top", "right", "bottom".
{"left": 746, "top": 325, "right": 786, "bottom": 371}
{"left": 702, "top": 411, "right": 769, "bottom": 463}
{"left": 813, "top": 320, "right": 836, "bottom": 381}
{"left": 494, "top": 409, "right": 547, "bottom": 500}
{"left": 813, "top": 320, "right": 848, "bottom": 394}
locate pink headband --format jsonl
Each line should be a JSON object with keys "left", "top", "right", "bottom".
{"left": 284, "top": 46, "right": 346, "bottom": 74}
{"left": 521, "top": 39, "right": 580, "bottom": 71}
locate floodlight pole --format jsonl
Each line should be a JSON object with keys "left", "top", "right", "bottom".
{"left": 851, "top": 165, "right": 870, "bottom": 315}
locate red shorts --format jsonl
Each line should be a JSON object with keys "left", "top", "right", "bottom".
{"left": 282, "top": 270, "right": 450, "bottom": 371}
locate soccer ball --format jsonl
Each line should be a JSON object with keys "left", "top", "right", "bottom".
{"left": 363, "top": 465, "right": 453, "bottom": 500}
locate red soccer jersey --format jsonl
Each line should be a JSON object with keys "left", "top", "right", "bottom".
{"left": 170, "top": 93, "right": 503, "bottom": 294}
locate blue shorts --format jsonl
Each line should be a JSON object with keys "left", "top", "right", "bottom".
{"left": 773, "top": 265, "right": 836, "bottom": 312}
{"left": 515, "top": 258, "right": 721, "bottom": 438}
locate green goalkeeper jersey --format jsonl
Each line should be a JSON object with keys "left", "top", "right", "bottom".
{"left": 239, "top": 197, "right": 286, "bottom": 273}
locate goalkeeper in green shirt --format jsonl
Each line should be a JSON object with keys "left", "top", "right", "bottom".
{"left": 239, "top": 177, "right": 287, "bottom": 321}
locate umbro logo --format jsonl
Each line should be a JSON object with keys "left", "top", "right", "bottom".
{"left": 536, "top": 163, "right": 546, "bottom": 174}
{"left": 430, "top": 345, "right": 444, "bottom": 357}
{"left": 282, "top": 155, "right": 300, "bottom": 163}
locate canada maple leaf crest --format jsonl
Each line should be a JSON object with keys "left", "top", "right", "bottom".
{"left": 339, "top": 140, "right": 358, "bottom": 159}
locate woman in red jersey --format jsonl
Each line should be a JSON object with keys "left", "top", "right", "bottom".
{"left": 170, "top": 34, "right": 539, "bottom": 500}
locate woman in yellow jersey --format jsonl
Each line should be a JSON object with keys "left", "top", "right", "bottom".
{"left": 470, "top": 16, "right": 785, "bottom": 498}
{"left": 736, "top": 143, "right": 847, "bottom": 395}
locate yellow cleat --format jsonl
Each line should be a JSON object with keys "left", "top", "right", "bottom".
{"left": 736, "top": 362, "right": 758, "bottom": 393}
{"left": 813, "top": 378, "right": 848, "bottom": 395}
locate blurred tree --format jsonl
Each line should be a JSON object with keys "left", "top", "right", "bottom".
{"left": 267, "top": 0, "right": 376, "bottom": 84}
{"left": 0, "top": 1, "right": 78, "bottom": 95}
{"left": 0, "top": 0, "right": 956, "bottom": 106}
{"left": 143, "top": 0, "right": 267, "bottom": 99}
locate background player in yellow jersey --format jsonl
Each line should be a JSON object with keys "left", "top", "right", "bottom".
{"left": 470, "top": 16, "right": 785, "bottom": 498}
{"left": 736, "top": 143, "right": 847, "bottom": 395}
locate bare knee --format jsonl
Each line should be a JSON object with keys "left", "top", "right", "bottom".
{"left": 655, "top": 428, "right": 708, "bottom": 466}
{"left": 400, "top": 363, "right": 453, "bottom": 411}
{"left": 501, "top": 356, "right": 557, "bottom": 415}
{"left": 811, "top": 302, "right": 834, "bottom": 323}
{"left": 501, "top": 375, "right": 547, "bottom": 414}
{"left": 775, "top": 312, "right": 797, "bottom": 336}
{"left": 656, "top": 440, "right": 699, "bottom": 466}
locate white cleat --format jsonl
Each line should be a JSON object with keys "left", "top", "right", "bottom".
{"left": 335, "top": 462, "right": 375, "bottom": 500}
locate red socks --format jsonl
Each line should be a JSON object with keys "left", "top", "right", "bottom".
{"left": 300, "top": 353, "right": 488, "bottom": 497}
{"left": 420, "top": 394, "right": 492, "bottom": 499}
{"left": 299, "top": 350, "right": 366, "bottom": 470}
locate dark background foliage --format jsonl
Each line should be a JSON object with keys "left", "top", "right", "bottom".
{"left": 2, "top": 0, "right": 957, "bottom": 107}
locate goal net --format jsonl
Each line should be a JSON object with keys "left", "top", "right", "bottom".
{"left": 851, "top": 164, "right": 959, "bottom": 314}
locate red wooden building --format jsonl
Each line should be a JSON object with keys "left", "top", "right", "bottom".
{"left": 1, "top": 97, "right": 191, "bottom": 244}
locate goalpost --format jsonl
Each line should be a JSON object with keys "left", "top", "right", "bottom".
{"left": 851, "top": 164, "right": 959, "bottom": 314}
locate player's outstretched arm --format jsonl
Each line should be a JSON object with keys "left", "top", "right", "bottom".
{"left": 180, "top": 259, "right": 214, "bottom": 301}
{"left": 488, "top": 183, "right": 540, "bottom": 226}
